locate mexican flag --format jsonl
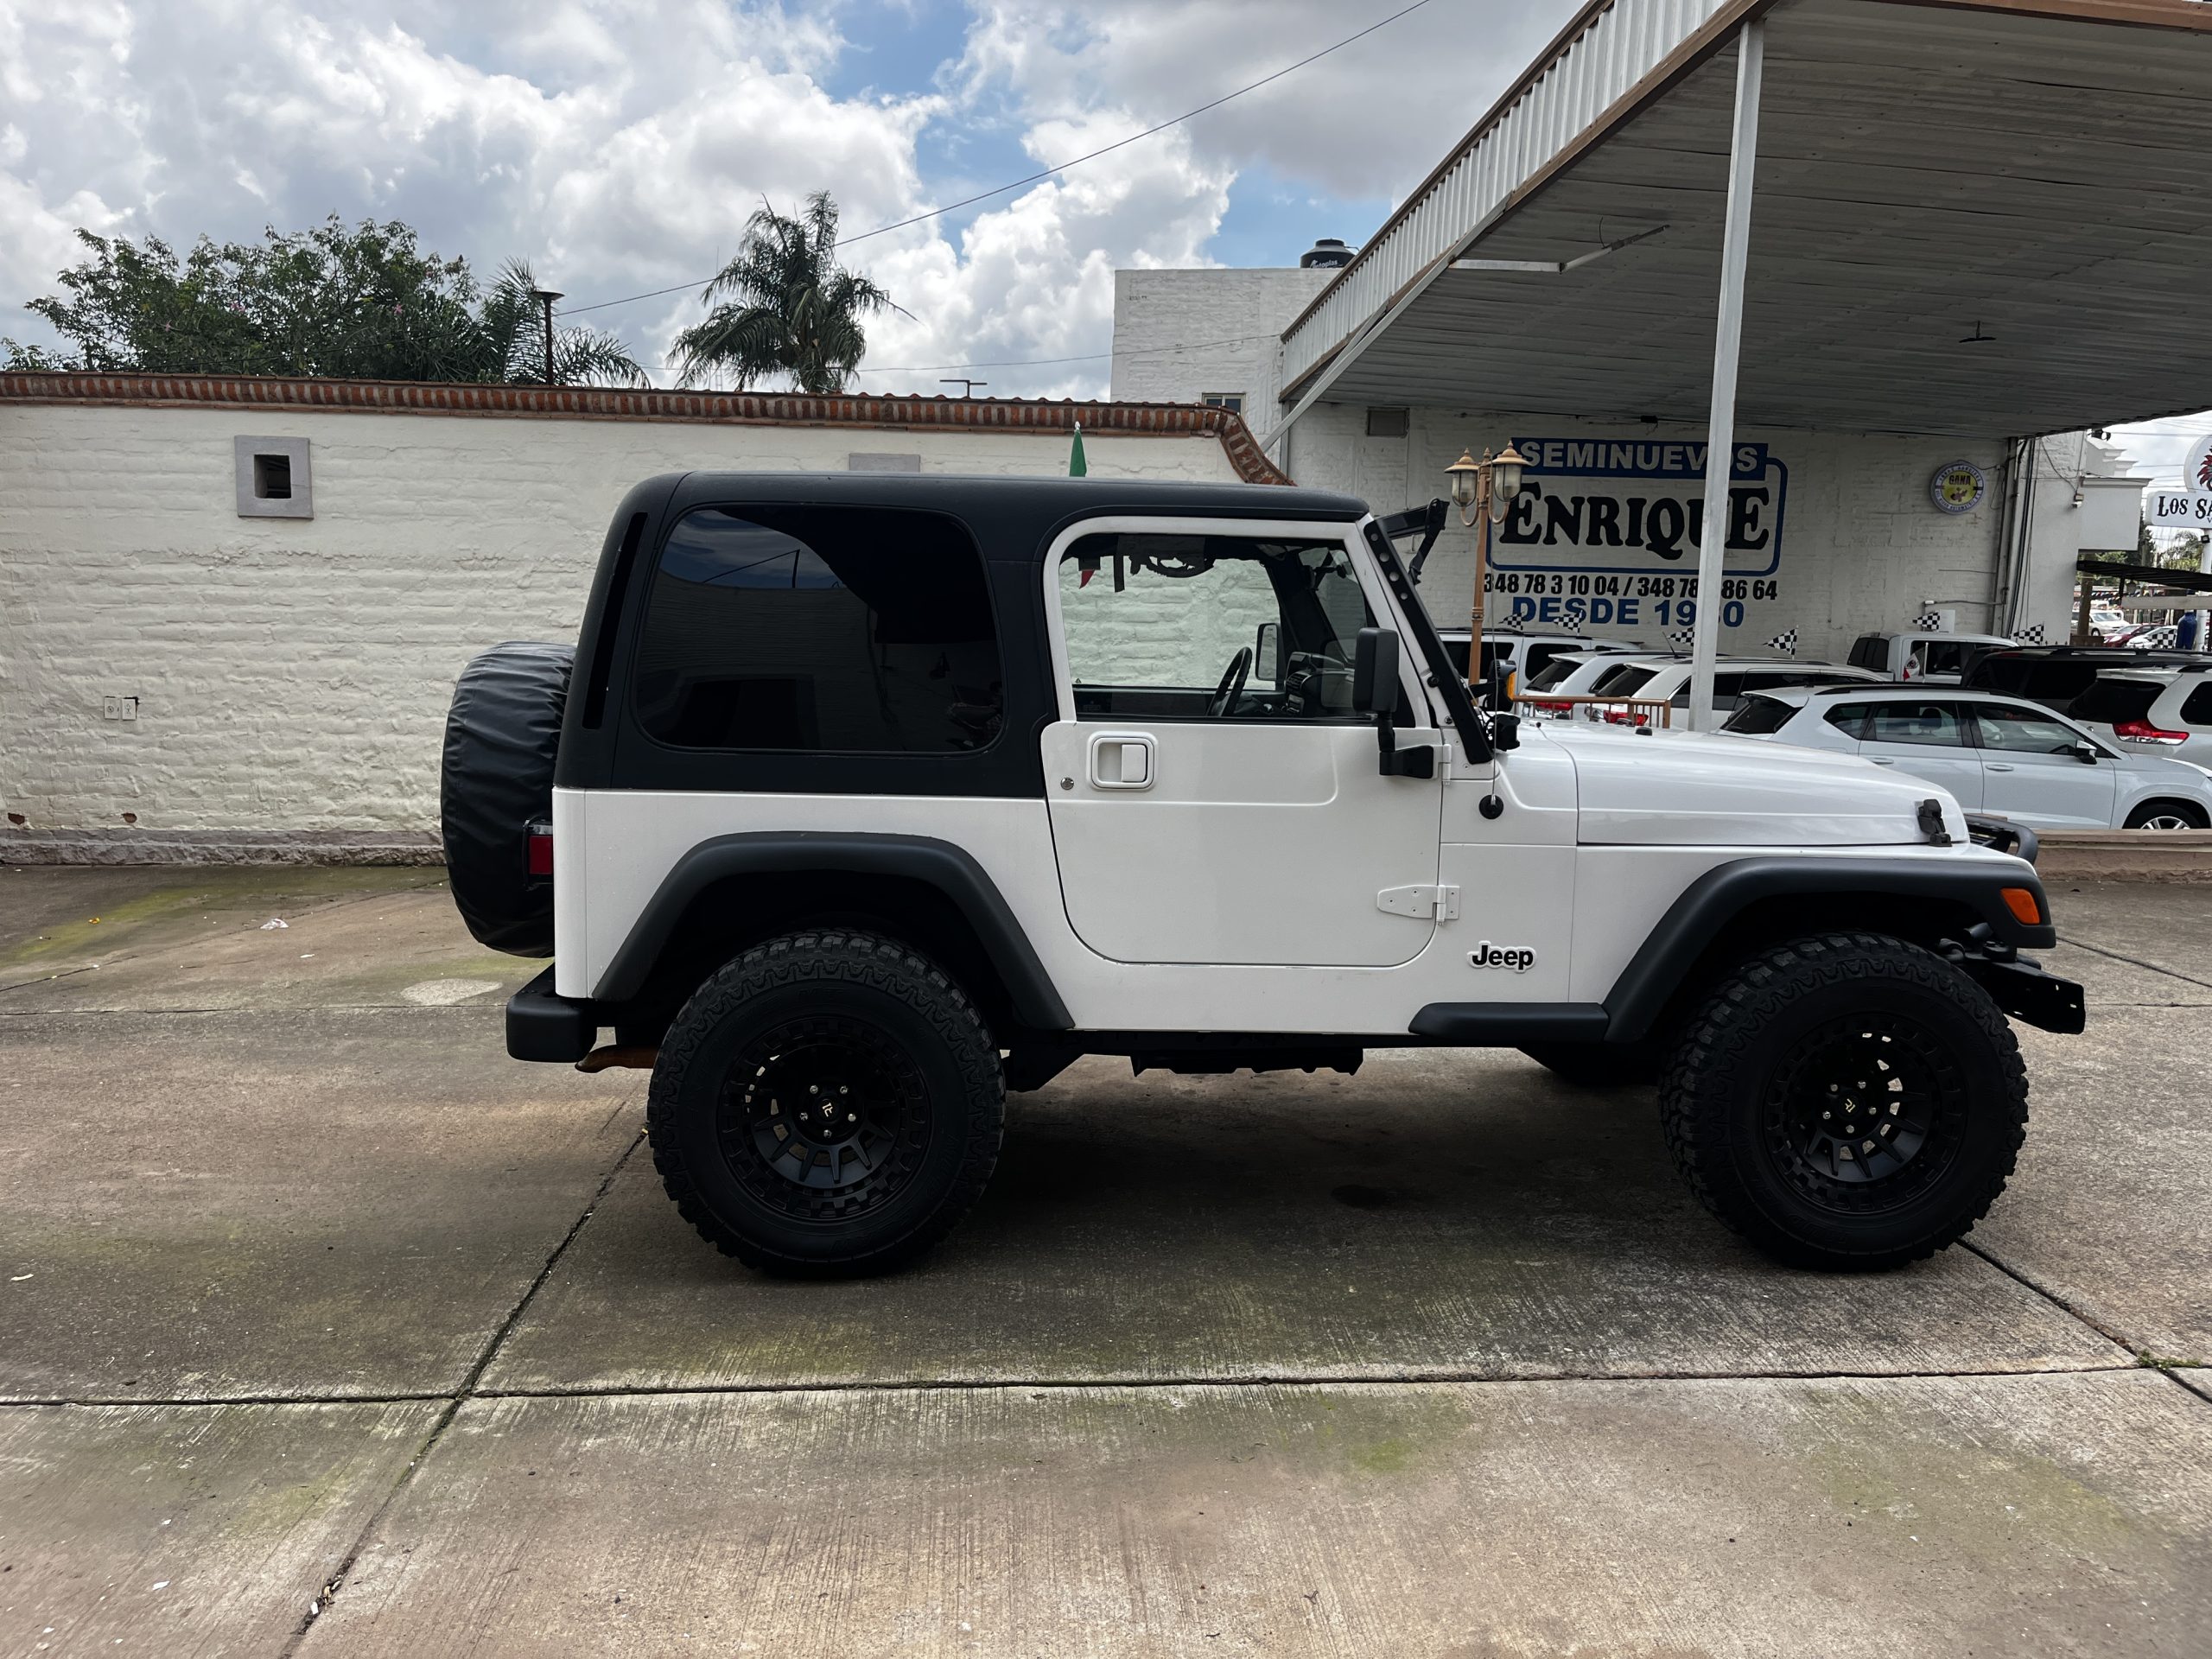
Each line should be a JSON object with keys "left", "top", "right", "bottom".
{"left": 1069, "top": 422, "right": 1087, "bottom": 478}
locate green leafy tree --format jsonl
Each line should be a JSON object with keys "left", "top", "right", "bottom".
{"left": 4, "top": 219, "right": 645, "bottom": 387}
{"left": 673, "top": 194, "right": 904, "bottom": 392}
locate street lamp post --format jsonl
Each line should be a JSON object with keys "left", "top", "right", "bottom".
{"left": 1445, "top": 442, "right": 1529, "bottom": 701}
{"left": 530, "top": 287, "right": 564, "bottom": 386}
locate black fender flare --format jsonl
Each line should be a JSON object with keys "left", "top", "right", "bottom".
{"left": 1599, "top": 855, "right": 2056, "bottom": 1042}
{"left": 590, "top": 830, "right": 1073, "bottom": 1031}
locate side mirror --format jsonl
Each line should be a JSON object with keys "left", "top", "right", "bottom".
{"left": 1352, "top": 626, "right": 1401, "bottom": 715}
{"left": 1255, "top": 621, "right": 1283, "bottom": 686}
{"left": 2072, "top": 741, "right": 2100, "bottom": 765}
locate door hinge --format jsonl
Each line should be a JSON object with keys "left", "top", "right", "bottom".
{"left": 1376, "top": 883, "right": 1459, "bottom": 921}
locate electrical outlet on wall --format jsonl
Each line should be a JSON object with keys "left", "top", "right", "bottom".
{"left": 102, "top": 696, "right": 140, "bottom": 721}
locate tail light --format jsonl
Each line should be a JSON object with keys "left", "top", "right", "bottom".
{"left": 1532, "top": 699, "right": 1571, "bottom": 713}
{"left": 2113, "top": 720, "right": 2188, "bottom": 745}
{"left": 1604, "top": 709, "right": 1649, "bottom": 727}
{"left": 526, "top": 821, "right": 555, "bottom": 876}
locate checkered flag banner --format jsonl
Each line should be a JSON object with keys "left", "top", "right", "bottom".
{"left": 1762, "top": 629, "right": 1798, "bottom": 656}
{"left": 1493, "top": 612, "right": 1525, "bottom": 633}
{"left": 1914, "top": 609, "right": 1945, "bottom": 631}
{"left": 1669, "top": 626, "right": 1697, "bottom": 646}
{"left": 2016, "top": 623, "right": 2046, "bottom": 645}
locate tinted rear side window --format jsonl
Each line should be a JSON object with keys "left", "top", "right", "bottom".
{"left": 2183, "top": 683, "right": 2212, "bottom": 725}
{"left": 1526, "top": 656, "right": 1589, "bottom": 691}
{"left": 632, "top": 505, "right": 1002, "bottom": 753}
{"left": 2071, "top": 678, "right": 2164, "bottom": 726}
{"left": 1966, "top": 657, "right": 2030, "bottom": 693}
{"left": 1824, "top": 702, "right": 1873, "bottom": 738}
{"left": 1722, "top": 696, "right": 1795, "bottom": 734}
{"left": 1592, "top": 664, "right": 1656, "bottom": 696}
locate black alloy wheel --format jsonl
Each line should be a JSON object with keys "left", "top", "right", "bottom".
{"left": 648, "top": 931, "right": 1005, "bottom": 1275}
{"left": 1659, "top": 931, "right": 2027, "bottom": 1270}
{"left": 1760, "top": 1014, "right": 1965, "bottom": 1211}
{"left": 724, "top": 1015, "right": 932, "bottom": 1224}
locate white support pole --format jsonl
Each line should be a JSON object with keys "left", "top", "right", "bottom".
{"left": 1687, "top": 20, "right": 1765, "bottom": 732}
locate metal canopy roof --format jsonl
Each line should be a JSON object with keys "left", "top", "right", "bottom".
{"left": 1278, "top": 0, "right": 2212, "bottom": 440}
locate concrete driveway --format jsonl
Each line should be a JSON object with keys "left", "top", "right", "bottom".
{"left": 0, "top": 864, "right": 2207, "bottom": 1656}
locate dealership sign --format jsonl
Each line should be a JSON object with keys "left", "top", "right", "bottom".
{"left": 2146, "top": 433, "right": 2212, "bottom": 528}
{"left": 1492, "top": 439, "right": 1787, "bottom": 576}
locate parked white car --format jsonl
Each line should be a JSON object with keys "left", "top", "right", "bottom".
{"left": 2069, "top": 666, "right": 2212, "bottom": 767}
{"left": 2088, "top": 606, "right": 2128, "bottom": 641}
{"left": 1528, "top": 656, "right": 1882, "bottom": 724}
{"left": 1846, "top": 631, "right": 2015, "bottom": 683}
{"left": 1724, "top": 685, "right": 2212, "bottom": 830}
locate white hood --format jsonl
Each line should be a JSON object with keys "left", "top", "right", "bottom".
{"left": 1544, "top": 725, "right": 1970, "bottom": 846}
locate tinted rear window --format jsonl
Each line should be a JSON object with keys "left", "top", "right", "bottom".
{"left": 1847, "top": 635, "right": 1888, "bottom": 671}
{"left": 1526, "top": 656, "right": 1590, "bottom": 691}
{"left": 2183, "top": 683, "right": 2212, "bottom": 725}
{"left": 2071, "top": 678, "right": 2164, "bottom": 726}
{"left": 632, "top": 505, "right": 1002, "bottom": 753}
{"left": 1722, "top": 696, "right": 1795, "bottom": 734}
{"left": 1591, "top": 664, "right": 1656, "bottom": 696}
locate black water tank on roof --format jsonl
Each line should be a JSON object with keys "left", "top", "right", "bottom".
{"left": 1300, "top": 238, "right": 1354, "bottom": 269}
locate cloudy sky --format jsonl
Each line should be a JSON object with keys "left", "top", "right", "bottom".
{"left": 1, "top": 0, "right": 1578, "bottom": 398}
{"left": 3, "top": 0, "right": 2204, "bottom": 485}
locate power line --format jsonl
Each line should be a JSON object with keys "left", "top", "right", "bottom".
{"left": 634, "top": 329, "right": 1284, "bottom": 379}
{"left": 555, "top": 0, "right": 1432, "bottom": 321}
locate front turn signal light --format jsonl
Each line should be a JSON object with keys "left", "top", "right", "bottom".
{"left": 2000, "top": 887, "right": 2041, "bottom": 925}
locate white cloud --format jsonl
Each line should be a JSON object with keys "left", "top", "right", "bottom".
{"left": 1, "top": 0, "right": 1573, "bottom": 392}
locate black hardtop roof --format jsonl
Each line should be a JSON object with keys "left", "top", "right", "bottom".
{"left": 652, "top": 470, "right": 1369, "bottom": 559}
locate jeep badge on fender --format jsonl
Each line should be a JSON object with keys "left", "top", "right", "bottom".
{"left": 1470, "top": 942, "right": 1535, "bottom": 971}
{"left": 446, "top": 468, "right": 2081, "bottom": 1281}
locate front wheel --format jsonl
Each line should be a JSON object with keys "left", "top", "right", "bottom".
{"left": 1659, "top": 932, "right": 2027, "bottom": 1271}
{"left": 2124, "top": 798, "right": 2209, "bottom": 830}
{"left": 647, "top": 931, "right": 1005, "bottom": 1276}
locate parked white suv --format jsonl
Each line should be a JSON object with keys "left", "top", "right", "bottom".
{"left": 2070, "top": 666, "right": 2212, "bottom": 767}
{"left": 1725, "top": 685, "right": 2212, "bottom": 830}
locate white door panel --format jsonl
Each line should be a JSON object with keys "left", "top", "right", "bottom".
{"left": 1980, "top": 753, "right": 2116, "bottom": 829}
{"left": 1043, "top": 720, "right": 1443, "bottom": 966}
{"left": 1855, "top": 741, "right": 1982, "bottom": 809}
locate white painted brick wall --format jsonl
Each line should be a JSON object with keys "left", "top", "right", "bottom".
{"left": 0, "top": 404, "right": 1238, "bottom": 833}
{"left": 1111, "top": 269, "right": 1331, "bottom": 422}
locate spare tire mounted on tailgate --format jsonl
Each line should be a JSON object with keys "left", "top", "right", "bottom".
{"left": 441, "top": 641, "right": 573, "bottom": 957}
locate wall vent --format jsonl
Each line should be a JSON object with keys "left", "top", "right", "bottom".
{"left": 234, "top": 436, "right": 313, "bottom": 518}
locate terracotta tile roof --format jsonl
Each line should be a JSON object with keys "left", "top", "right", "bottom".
{"left": 0, "top": 372, "right": 1291, "bottom": 486}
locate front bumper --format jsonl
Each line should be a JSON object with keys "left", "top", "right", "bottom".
{"left": 506, "top": 967, "right": 599, "bottom": 1062}
{"left": 1953, "top": 950, "right": 2086, "bottom": 1034}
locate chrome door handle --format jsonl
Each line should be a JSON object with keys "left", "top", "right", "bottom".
{"left": 1087, "top": 731, "right": 1155, "bottom": 790}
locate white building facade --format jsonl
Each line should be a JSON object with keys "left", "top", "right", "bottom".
{"left": 1114, "top": 265, "right": 2144, "bottom": 657}
{"left": 0, "top": 375, "right": 1274, "bottom": 841}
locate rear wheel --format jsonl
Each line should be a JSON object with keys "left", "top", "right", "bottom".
{"left": 2123, "top": 799, "right": 2209, "bottom": 830}
{"left": 1659, "top": 932, "right": 2026, "bottom": 1270}
{"left": 647, "top": 931, "right": 1004, "bottom": 1276}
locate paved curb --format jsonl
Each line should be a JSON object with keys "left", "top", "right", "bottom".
{"left": 1, "top": 830, "right": 442, "bottom": 867}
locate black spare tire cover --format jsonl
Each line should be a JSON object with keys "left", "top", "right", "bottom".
{"left": 441, "top": 641, "right": 574, "bottom": 957}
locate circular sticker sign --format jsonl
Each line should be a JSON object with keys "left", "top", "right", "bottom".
{"left": 1931, "top": 460, "right": 1986, "bottom": 514}
{"left": 2185, "top": 433, "right": 2212, "bottom": 495}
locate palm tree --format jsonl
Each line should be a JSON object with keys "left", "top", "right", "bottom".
{"left": 674, "top": 194, "right": 904, "bottom": 392}
{"left": 478, "top": 259, "right": 650, "bottom": 387}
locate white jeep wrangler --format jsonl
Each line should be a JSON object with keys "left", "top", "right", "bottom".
{"left": 441, "top": 474, "right": 2082, "bottom": 1278}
